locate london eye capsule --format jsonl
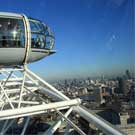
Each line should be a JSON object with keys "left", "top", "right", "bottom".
{"left": 0, "top": 12, "right": 55, "bottom": 67}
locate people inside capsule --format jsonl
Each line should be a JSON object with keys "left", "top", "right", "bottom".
{"left": 0, "top": 16, "right": 54, "bottom": 49}
{"left": 0, "top": 12, "right": 55, "bottom": 66}
{"left": 0, "top": 18, "right": 25, "bottom": 48}
{"left": 29, "top": 18, "right": 53, "bottom": 49}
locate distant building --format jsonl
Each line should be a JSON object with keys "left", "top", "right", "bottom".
{"left": 126, "top": 70, "right": 131, "bottom": 80}
{"left": 94, "top": 88, "right": 103, "bottom": 104}
{"left": 94, "top": 86, "right": 111, "bottom": 104}
{"left": 117, "top": 77, "right": 129, "bottom": 94}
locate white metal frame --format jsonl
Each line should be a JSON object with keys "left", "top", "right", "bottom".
{"left": 0, "top": 66, "right": 125, "bottom": 135}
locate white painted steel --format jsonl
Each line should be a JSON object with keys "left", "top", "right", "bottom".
{"left": 26, "top": 68, "right": 70, "bottom": 100}
{"left": 18, "top": 68, "right": 27, "bottom": 108}
{"left": 0, "top": 83, "right": 14, "bottom": 109}
{"left": 0, "top": 68, "right": 23, "bottom": 72}
{"left": 22, "top": 15, "right": 31, "bottom": 65}
{"left": 2, "top": 78, "right": 23, "bottom": 82}
{"left": 0, "top": 67, "right": 125, "bottom": 135}
{"left": 57, "top": 110, "right": 87, "bottom": 135}
{"left": 2, "top": 82, "right": 22, "bottom": 86}
{"left": 0, "top": 12, "right": 22, "bottom": 18}
{"left": 4, "top": 86, "right": 37, "bottom": 94}
{"left": 73, "top": 106, "right": 126, "bottom": 135}
{"left": 2, "top": 71, "right": 13, "bottom": 87}
{"left": 0, "top": 99, "right": 81, "bottom": 120}
{"left": 44, "top": 107, "right": 73, "bottom": 135}
{"left": 26, "top": 68, "right": 125, "bottom": 135}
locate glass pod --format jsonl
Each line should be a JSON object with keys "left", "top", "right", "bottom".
{"left": 0, "top": 12, "right": 55, "bottom": 67}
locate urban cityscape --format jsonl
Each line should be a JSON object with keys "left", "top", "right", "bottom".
{"left": 48, "top": 69, "right": 134, "bottom": 134}
{"left": 0, "top": 0, "right": 134, "bottom": 135}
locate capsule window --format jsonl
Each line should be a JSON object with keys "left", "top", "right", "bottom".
{"left": 29, "top": 19, "right": 54, "bottom": 50}
{"left": 31, "top": 33, "right": 45, "bottom": 49}
{"left": 0, "top": 18, "right": 25, "bottom": 48}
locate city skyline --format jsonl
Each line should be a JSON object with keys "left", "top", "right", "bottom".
{"left": 0, "top": 0, "right": 134, "bottom": 81}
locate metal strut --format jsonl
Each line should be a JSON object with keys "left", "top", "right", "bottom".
{"left": 0, "top": 67, "right": 125, "bottom": 135}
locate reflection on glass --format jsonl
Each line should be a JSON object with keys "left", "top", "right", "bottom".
{"left": 0, "top": 18, "right": 25, "bottom": 48}
{"left": 29, "top": 19, "right": 54, "bottom": 50}
{"left": 12, "top": 30, "right": 17, "bottom": 39}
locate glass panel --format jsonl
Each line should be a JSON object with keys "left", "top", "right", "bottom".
{"left": 29, "top": 20, "right": 44, "bottom": 33}
{"left": 31, "top": 33, "right": 45, "bottom": 49}
{"left": 45, "top": 35, "right": 54, "bottom": 49}
{"left": 0, "top": 18, "right": 25, "bottom": 48}
{"left": 29, "top": 19, "right": 54, "bottom": 50}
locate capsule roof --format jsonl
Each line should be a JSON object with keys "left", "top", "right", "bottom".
{"left": 0, "top": 12, "right": 22, "bottom": 18}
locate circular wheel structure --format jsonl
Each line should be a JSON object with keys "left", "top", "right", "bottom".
{"left": 0, "top": 12, "right": 125, "bottom": 135}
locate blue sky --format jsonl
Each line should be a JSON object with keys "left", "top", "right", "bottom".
{"left": 0, "top": 0, "right": 134, "bottom": 80}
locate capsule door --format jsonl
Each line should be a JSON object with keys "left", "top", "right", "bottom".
{"left": 0, "top": 16, "right": 26, "bottom": 66}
